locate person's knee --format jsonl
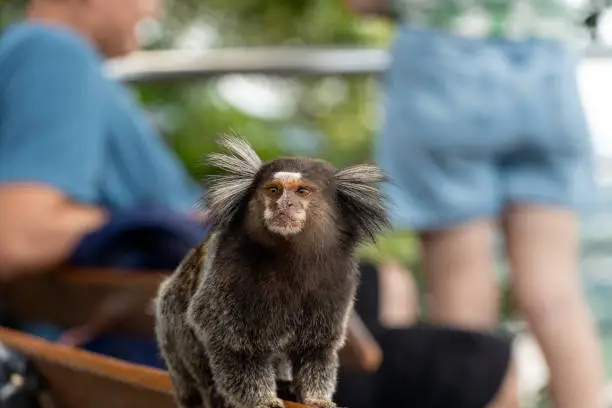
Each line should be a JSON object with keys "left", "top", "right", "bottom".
{"left": 503, "top": 204, "right": 589, "bottom": 326}
{"left": 515, "top": 281, "right": 586, "bottom": 325}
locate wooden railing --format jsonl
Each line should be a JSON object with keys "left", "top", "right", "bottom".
{"left": 0, "top": 327, "right": 308, "bottom": 408}
{"left": 0, "top": 267, "right": 382, "bottom": 371}
{"left": 106, "top": 45, "right": 612, "bottom": 83}
{"left": 0, "top": 266, "right": 382, "bottom": 407}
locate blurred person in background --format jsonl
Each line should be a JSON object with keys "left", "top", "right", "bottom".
{"left": 0, "top": 0, "right": 208, "bottom": 366}
{"left": 346, "top": 0, "right": 608, "bottom": 407}
{"left": 0, "top": 0, "right": 206, "bottom": 281}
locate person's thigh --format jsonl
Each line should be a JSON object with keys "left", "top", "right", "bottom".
{"left": 379, "top": 147, "right": 503, "bottom": 232}
{"left": 498, "top": 39, "right": 598, "bottom": 287}
{"left": 498, "top": 37, "right": 598, "bottom": 300}
{"left": 419, "top": 218, "right": 501, "bottom": 329}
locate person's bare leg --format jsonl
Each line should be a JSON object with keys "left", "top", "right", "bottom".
{"left": 421, "top": 219, "right": 519, "bottom": 407}
{"left": 377, "top": 258, "right": 419, "bottom": 327}
{"left": 420, "top": 218, "right": 500, "bottom": 330}
{"left": 504, "top": 204, "right": 605, "bottom": 408}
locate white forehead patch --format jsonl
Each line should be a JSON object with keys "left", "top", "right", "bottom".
{"left": 273, "top": 171, "right": 302, "bottom": 181}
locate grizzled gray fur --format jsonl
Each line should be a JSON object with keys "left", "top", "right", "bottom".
{"left": 154, "top": 135, "right": 389, "bottom": 408}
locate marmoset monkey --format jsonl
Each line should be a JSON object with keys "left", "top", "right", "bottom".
{"left": 155, "top": 135, "right": 389, "bottom": 408}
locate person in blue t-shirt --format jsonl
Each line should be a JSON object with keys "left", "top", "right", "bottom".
{"left": 0, "top": 0, "right": 206, "bottom": 281}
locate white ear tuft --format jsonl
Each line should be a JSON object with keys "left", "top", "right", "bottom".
{"left": 204, "top": 134, "right": 263, "bottom": 229}
{"left": 206, "top": 134, "right": 262, "bottom": 177}
{"left": 335, "top": 164, "right": 390, "bottom": 242}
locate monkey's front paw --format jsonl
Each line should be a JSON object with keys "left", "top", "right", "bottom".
{"left": 254, "top": 397, "right": 285, "bottom": 408}
{"left": 303, "top": 398, "right": 337, "bottom": 408}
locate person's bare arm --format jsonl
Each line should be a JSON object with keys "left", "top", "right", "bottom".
{"left": 0, "top": 184, "right": 108, "bottom": 280}
{"left": 0, "top": 31, "right": 113, "bottom": 280}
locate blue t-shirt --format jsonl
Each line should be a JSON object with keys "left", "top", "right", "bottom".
{"left": 0, "top": 21, "right": 202, "bottom": 213}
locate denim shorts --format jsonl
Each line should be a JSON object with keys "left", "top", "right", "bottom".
{"left": 376, "top": 25, "right": 597, "bottom": 231}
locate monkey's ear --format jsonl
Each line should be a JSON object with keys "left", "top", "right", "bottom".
{"left": 335, "top": 164, "right": 390, "bottom": 242}
{"left": 207, "top": 134, "right": 263, "bottom": 177}
{"left": 204, "top": 135, "right": 263, "bottom": 229}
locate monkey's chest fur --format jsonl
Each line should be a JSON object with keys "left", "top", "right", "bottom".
{"left": 195, "top": 239, "right": 357, "bottom": 355}
{"left": 159, "top": 233, "right": 359, "bottom": 360}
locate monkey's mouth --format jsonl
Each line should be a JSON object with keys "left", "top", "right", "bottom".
{"left": 266, "top": 212, "right": 305, "bottom": 236}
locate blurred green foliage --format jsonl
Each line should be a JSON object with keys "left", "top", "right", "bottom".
{"left": 137, "top": 0, "right": 396, "bottom": 174}
{"left": 1, "top": 0, "right": 26, "bottom": 27}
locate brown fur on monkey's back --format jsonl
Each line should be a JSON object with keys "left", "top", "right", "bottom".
{"left": 155, "top": 237, "right": 228, "bottom": 408}
{"left": 177, "top": 241, "right": 208, "bottom": 295}
{"left": 157, "top": 239, "right": 208, "bottom": 313}
{"left": 153, "top": 236, "right": 211, "bottom": 361}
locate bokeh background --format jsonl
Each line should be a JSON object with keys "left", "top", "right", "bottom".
{"left": 4, "top": 3, "right": 612, "bottom": 402}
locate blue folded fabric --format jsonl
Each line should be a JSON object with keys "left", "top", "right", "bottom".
{"left": 24, "top": 205, "right": 211, "bottom": 368}
{"left": 69, "top": 205, "right": 211, "bottom": 270}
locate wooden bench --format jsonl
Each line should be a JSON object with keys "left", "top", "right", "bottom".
{"left": 0, "top": 326, "right": 309, "bottom": 408}
{"left": 0, "top": 267, "right": 382, "bottom": 371}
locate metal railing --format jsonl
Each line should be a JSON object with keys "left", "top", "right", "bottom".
{"left": 106, "top": 45, "right": 612, "bottom": 83}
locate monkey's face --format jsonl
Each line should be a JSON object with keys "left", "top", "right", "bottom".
{"left": 205, "top": 136, "right": 389, "bottom": 245}
{"left": 259, "top": 171, "right": 316, "bottom": 236}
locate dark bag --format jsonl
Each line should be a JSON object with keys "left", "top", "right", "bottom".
{"left": 0, "top": 342, "right": 49, "bottom": 408}
{"left": 69, "top": 205, "right": 210, "bottom": 270}
{"left": 374, "top": 324, "right": 512, "bottom": 408}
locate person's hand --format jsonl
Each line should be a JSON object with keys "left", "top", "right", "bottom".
{"left": 57, "top": 290, "right": 141, "bottom": 347}
{"left": 57, "top": 323, "right": 102, "bottom": 347}
{"left": 0, "top": 184, "right": 108, "bottom": 279}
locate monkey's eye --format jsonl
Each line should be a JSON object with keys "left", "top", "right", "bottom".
{"left": 269, "top": 186, "right": 280, "bottom": 194}
{"left": 297, "top": 187, "right": 311, "bottom": 196}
